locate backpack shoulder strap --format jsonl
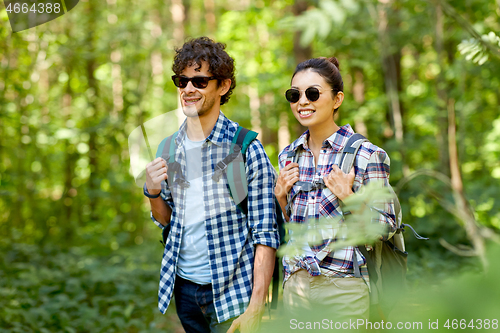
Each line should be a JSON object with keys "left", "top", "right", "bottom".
{"left": 283, "top": 145, "right": 303, "bottom": 217}
{"left": 158, "top": 131, "right": 189, "bottom": 187}
{"left": 284, "top": 146, "right": 301, "bottom": 166}
{"left": 234, "top": 126, "right": 259, "bottom": 160}
{"left": 339, "top": 133, "right": 368, "bottom": 279}
{"left": 157, "top": 131, "right": 178, "bottom": 163}
{"left": 338, "top": 133, "right": 368, "bottom": 174}
{"left": 223, "top": 125, "right": 258, "bottom": 215}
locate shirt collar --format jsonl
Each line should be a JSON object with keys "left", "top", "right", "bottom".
{"left": 288, "top": 124, "right": 355, "bottom": 153}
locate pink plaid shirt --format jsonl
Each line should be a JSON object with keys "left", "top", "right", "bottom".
{"left": 278, "top": 124, "right": 397, "bottom": 283}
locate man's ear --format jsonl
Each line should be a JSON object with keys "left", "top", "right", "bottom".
{"left": 219, "top": 79, "right": 231, "bottom": 96}
{"left": 334, "top": 91, "right": 344, "bottom": 109}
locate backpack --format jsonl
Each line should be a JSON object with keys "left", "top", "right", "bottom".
{"left": 156, "top": 125, "right": 286, "bottom": 309}
{"left": 285, "top": 132, "right": 428, "bottom": 320}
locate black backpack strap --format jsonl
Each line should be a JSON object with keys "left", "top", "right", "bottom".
{"left": 271, "top": 196, "right": 287, "bottom": 309}
{"left": 400, "top": 223, "right": 429, "bottom": 240}
{"left": 358, "top": 245, "right": 378, "bottom": 284}
{"left": 160, "top": 131, "right": 189, "bottom": 188}
{"left": 157, "top": 131, "right": 183, "bottom": 246}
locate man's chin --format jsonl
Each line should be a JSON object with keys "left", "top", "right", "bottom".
{"left": 182, "top": 105, "right": 201, "bottom": 118}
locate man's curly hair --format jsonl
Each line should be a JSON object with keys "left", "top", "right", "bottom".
{"left": 172, "top": 37, "right": 236, "bottom": 106}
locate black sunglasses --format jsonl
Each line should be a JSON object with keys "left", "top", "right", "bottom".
{"left": 172, "top": 75, "right": 218, "bottom": 89}
{"left": 285, "top": 87, "right": 335, "bottom": 103}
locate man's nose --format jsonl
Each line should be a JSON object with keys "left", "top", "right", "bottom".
{"left": 183, "top": 81, "right": 197, "bottom": 94}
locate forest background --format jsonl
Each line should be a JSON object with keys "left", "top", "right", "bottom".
{"left": 1, "top": 0, "right": 500, "bottom": 332}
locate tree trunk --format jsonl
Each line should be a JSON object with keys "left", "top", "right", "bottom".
{"left": 435, "top": 2, "right": 451, "bottom": 177}
{"left": 86, "top": 0, "right": 99, "bottom": 222}
{"left": 62, "top": 84, "right": 75, "bottom": 243}
{"left": 204, "top": 0, "right": 216, "bottom": 34}
{"left": 247, "top": 85, "right": 262, "bottom": 141}
{"left": 171, "top": 0, "right": 186, "bottom": 127}
{"left": 376, "top": 0, "right": 408, "bottom": 176}
{"left": 447, "top": 99, "right": 487, "bottom": 268}
{"left": 352, "top": 68, "right": 368, "bottom": 137}
{"left": 291, "top": 0, "right": 311, "bottom": 138}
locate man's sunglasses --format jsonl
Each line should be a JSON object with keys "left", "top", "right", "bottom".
{"left": 285, "top": 87, "right": 335, "bottom": 103}
{"left": 172, "top": 75, "right": 218, "bottom": 89}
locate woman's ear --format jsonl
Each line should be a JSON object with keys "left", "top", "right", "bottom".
{"left": 334, "top": 91, "right": 344, "bottom": 109}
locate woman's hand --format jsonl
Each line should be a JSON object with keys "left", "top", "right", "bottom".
{"left": 275, "top": 162, "right": 299, "bottom": 200}
{"left": 323, "top": 165, "right": 355, "bottom": 201}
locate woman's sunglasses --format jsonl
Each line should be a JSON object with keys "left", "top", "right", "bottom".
{"left": 172, "top": 75, "right": 218, "bottom": 89}
{"left": 285, "top": 87, "right": 335, "bottom": 103}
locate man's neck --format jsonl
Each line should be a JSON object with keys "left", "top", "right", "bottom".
{"left": 185, "top": 109, "right": 220, "bottom": 141}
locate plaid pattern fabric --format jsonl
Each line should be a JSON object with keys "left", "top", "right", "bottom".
{"left": 152, "top": 112, "right": 279, "bottom": 323}
{"left": 278, "top": 124, "right": 396, "bottom": 283}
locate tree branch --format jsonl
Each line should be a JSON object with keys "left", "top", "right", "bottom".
{"left": 439, "top": 238, "right": 477, "bottom": 257}
{"left": 431, "top": 0, "right": 500, "bottom": 59}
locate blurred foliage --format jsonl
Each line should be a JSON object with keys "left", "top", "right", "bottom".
{"left": 0, "top": 239, "right": 181, "bottom": 332}
{"left": 458, "top": 32, "right": 500, "bottom": 65}
{"left": 0, "top": 0, "right": 499, "bottom": 331}
{"left": 278, "top": 182, "right": 389, "bottom": 258}
{"left": 262, "top": 243, "right": 500, "bottom": 332}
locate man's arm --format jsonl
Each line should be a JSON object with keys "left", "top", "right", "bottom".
{"left": 149, "top": 196, "right": 172, "bottom": 226}
{"left": 228, "top": 140, "right": 280, "bottom": 333}
{"left": 227, "top": 244, "right": 275, "bottom": 333}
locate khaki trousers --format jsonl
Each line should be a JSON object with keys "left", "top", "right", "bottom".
{"left": 283, "top": 269, "right": 370, "bottom": 322}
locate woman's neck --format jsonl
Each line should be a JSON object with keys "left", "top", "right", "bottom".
{"left": 307, "top": 122, "right": 340, "bottom": 152}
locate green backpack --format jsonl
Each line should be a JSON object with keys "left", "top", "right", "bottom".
{"left": 156, "top": 125, "right": 286, "bottom": 309}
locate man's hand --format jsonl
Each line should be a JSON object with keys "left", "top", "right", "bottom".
{"left": 275, "top": 162, "right": 299, "bottom": 199}
{"left": 226, "top": 303, "right": 265, "bottom": 333}
{"left": 145, "top": 157, "right": 168, "bottom": 195}
{"left": 323, "top": 165, "right": 355, "bottom": 201}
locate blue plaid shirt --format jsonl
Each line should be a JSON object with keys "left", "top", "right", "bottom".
{"left": 278, "top": 124, "right": 397, "bottom": 283}
{"left": 151, "top": 112, "right": 279, "bottom": 322}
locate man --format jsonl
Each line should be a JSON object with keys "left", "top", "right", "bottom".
{"left": 144, "top": 37, "right": 279, "bottom": 333}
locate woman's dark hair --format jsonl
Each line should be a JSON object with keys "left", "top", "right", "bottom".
{"left": 292, "top": 57, "right": 343, "bottom": 113}
{"left": 172, "top": 37, "right": 236, "bottom": 105}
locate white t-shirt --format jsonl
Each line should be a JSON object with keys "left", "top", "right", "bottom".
{"left": 176, "top": 136, "right": 211, "bottom": 285}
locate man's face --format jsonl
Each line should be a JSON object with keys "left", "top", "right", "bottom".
{"left": 178, "top": 61, "right": 229, "bottom": 118}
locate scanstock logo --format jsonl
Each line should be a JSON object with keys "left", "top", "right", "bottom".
{"left": 4, "top": 0, "right": 79, "bottom": 32}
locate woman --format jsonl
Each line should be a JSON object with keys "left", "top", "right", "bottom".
{"left": 275, "top": 57, "right": 397, "bottom": 321}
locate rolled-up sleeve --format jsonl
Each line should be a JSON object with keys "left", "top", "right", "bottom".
{"left": 245, "top": 140, "right": 280, "bottom": 249}
{"left": 362, "top": 147, "right": 397, "bottom": 239}
{"left": 149, "top": 185, "right": 174, "bottom": 229}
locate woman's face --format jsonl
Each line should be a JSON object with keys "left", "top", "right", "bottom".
{"left": 289, "top": 69, "right": 343, "bottom": 129}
